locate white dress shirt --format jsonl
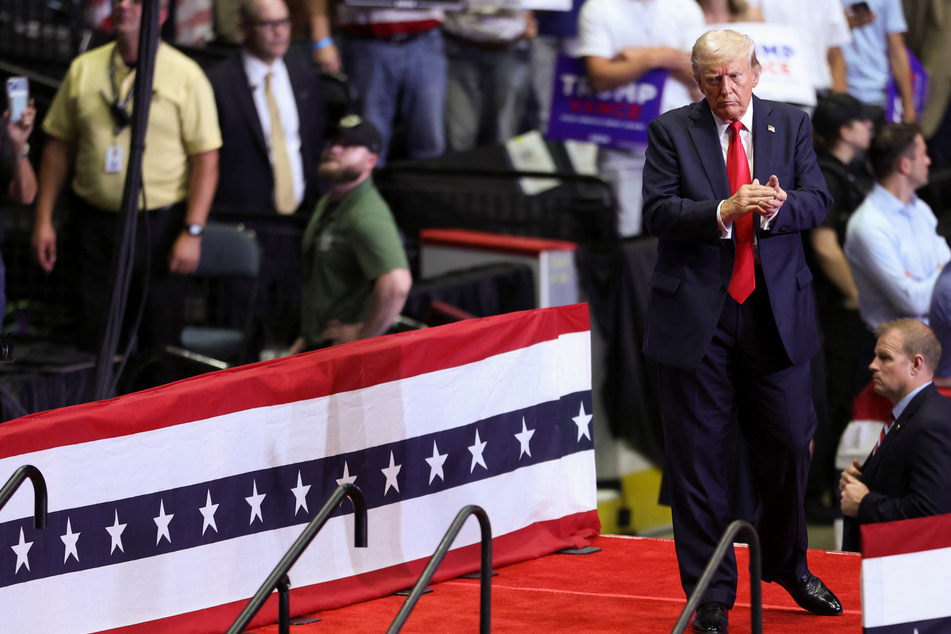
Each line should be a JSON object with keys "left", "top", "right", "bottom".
{"left": 242, "top": 50, "right": 305, "bottom": 208}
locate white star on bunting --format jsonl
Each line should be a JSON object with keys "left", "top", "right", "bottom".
{"left": 382, "top": 451, "right": 402, "bottom": 495}
{"left": 514, "top": 417, "right": 535, "bottom": 459}
{"left": 573, "top": 402, "right": 593, "bottom": 441}
{"left": 425, "top": 441, "right": 448, "bottom": 484}
{"left": 61, "top": 518, "right": 81, "bottom": 563}
{"left": 106, "top": 510, "right": 127, "bottom": 555}
{"left": 336, "top": 461, "right": 357, "bottom": 486}
{"left": 246, "top": 480, "right": 266, "bottom": 525}
{"left": 199, "top": 490, "right": 219, "bottom": 535}
{"left": 469, "top": 429, "right": 488, "bottom": 472}
{"left": 154, "top": 500, "right": 174, "bottom": 545}
{"left": 11, "top": 527, "right": 32, "bottom": 573}
{"left": 292, "top": 471, "right": 312, "bottom": 515}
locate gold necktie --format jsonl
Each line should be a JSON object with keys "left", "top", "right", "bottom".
{"left": 265, "top": 72, "right": 296, "bottom": 214}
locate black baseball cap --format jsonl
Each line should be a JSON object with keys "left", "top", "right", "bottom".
{"left": 812, "top": 93, "right": 880, "bottom": 140}
{"left": 326, "top": 114, "right": 382, "bottom": 154}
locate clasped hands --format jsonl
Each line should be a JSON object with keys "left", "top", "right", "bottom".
{"left": 839, "top": 459, "right": 869, "bottom": 518}
{"left": 721, "top": 175, "right": 786, "bottom": 225}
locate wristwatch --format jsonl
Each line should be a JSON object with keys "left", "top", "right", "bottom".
{"left": 184, "top": 223, "right": 204, "bottom": 237}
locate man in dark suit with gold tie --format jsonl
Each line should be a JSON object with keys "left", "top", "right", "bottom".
{"left": 207, "top": 0, "right": 326, "bottom": 347}
{"left": 642, "top": 29, "right": 841, "bottom": 632}
{"left": 208, "top": 0, "right": 324, "bottom": 215}
{"left": 840, "top": 318, "right": 951, "bottom": 552}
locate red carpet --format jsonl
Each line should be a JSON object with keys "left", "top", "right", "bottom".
{"left": 248, "top": 535, "right": 863, "bottom": 633}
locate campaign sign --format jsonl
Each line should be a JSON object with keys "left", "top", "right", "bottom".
{"left": 546, "top": 55, "right": 667, "bottom": 150}
{"left": 698, "top": 22, "right": 816, "bottom": 107}
{"left": 886, "top": 48, "right": 929, "bottom": 123}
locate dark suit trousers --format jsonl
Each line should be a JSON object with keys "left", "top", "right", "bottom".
{"left": 658, "top": 269, "right": 814, "bottom": 607}
{"left": 65, "top": 197, "right": 187, "bottom": 355}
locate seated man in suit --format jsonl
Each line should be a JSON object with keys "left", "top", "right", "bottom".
{"left": 840, "top": 318, "right": 951, "bottom": 552}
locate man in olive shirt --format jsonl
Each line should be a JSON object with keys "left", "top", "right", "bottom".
{"left": 290, "top": 115, "right": 410, "bottom": 351}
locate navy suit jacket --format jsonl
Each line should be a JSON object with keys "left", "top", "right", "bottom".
{"left": 642, "top": 95, "right": 832, "bottom": 370}
{"left": 208, "top": 51, "right": 325, "bottom": 214}
{"left": 842, "top": 383, "right": 951, "bottom": 552}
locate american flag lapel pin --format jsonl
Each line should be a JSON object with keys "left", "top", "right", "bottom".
{"left": 768, "top": 125, "right": 776, "bottom": 133}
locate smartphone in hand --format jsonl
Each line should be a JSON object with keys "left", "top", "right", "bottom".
{"left": 5, "top": 77, "right": 29, "bottom": 122}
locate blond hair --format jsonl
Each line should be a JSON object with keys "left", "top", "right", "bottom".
{"left": 875, "top": 318, "right": 942, "bottom": 374}
{"left": 692, "top": 29, "right": 761, "bottom": 80}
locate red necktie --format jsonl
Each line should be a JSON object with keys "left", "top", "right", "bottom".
{"left": 727, "top": 120, "right": 755, "bottom": 304}
{"left": 872, "top": 414, "right": 896, "bottom": 455}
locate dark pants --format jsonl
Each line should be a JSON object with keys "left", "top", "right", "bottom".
{"left": 659, "top": 270, "right": 814, "bottom": 607}
{"left": 66, "top": 197, "right": 187, "bottom": 356}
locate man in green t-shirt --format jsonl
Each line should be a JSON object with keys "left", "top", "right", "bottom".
{"left": 291, "top": 115, "right": 411, "bottom": 351}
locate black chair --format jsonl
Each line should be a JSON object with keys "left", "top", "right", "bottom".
{"left": 179, "top": 222, "right": 262, "bottom": 365}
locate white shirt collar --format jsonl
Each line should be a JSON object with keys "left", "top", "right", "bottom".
{"left": 241, "top": 49, "right": 286, "bottom": 89}
{"left": 892, "top": 382, "right": 931, "bottom": 422}
{"left": 711, "top": 100, "right": 755, "bottom": 138}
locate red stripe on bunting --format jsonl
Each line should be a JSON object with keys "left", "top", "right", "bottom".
{"left": 0, "top": 305, "right": 590, "bottom": 459}
{"left": 861, "top": 512, "right": 951, "bottom": 559}
{"left": 95, "top": 510, "right": 601, "bottom": 634}
{"left": 420, "top": 228, "right": 578, "bottom": 254}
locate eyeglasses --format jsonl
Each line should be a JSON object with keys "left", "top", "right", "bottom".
{"left": 251, "top": 17, "right": 291, "bottom": 31}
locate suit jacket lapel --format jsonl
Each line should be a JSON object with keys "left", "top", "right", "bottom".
{"left": 751, "top": 95, "right": 775, "bottom": 185}
{"left": 861, "top": 384, "right": 937, "bottom": 476}
{"left": 750, "top": 95, "right": 775, "bottom": 240}
{"left": 687, "top": 100, "right": 731, "bottom": 200}
{"left": 287, "top": 62, "right": 311, "bottom": 127}
{"left": 230, "top": 56, "right": 269, "bottom": 159}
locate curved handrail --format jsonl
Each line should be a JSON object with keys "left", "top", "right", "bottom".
{"left": 670, "top": 520, "right": 762, "bottom": 634}
{"left": 225, "top": 483, "right": 367, "bottom": 634}
{"left": 387, "top": 505, "right": 492, "bottom": 634}
{"left": 0, "top": 465, "right": 48, "bottom": 529}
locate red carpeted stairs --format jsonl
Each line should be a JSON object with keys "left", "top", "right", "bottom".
{"left": 248, "top": 534, "right": 862, "bottom": 633}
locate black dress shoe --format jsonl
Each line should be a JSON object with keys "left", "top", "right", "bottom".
{"left": 692, "top": 601, "right": 729, "bottom": 632}
{"left": 767, "top": 571, "right": 842, "bottom": 616}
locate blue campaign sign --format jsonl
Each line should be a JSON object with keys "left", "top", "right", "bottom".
{"left": 546, "top": 55, "right": 667, "bottom": 150}
{"left": 886, "top": 48, "right": 929, "bottom": 123}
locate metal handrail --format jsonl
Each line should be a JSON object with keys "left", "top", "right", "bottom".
{"left": 387, "top": 505, "right": 492, "bottom": 634}
{"left": 670, "top": 520, "right": 762, "bottom": 634}
{"left": 0, "top": 465, "right": 48, "bottom": 530}
{"left": 225, "top": 483, "right": 367, "bottom": 634}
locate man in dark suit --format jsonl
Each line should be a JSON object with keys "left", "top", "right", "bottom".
{"left": 642, "top": 29, "right": 842, "bottom": 632}
{"left": 208, "top": 0, "right": 326, "bottom": 348}
{"left": 840, "top": 319, "right": 951, "bottom": 552}
{"left": 208, "top": 0, "right": 324, "bottom": 215}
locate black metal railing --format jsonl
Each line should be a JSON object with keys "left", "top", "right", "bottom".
{"left": 670, "top": 520, "right": 762, "bottom": 634}
{"left": 0, "top": 465, "right": 48, "bottom": 529}
{"left": 387, "top": 505, "right": 492, "bottom": 634}
{"left": 375, "top": 165, "right": 619, "bottom": 249}
{"left": 225, "top": 483, "right": 367, "bottom": 634}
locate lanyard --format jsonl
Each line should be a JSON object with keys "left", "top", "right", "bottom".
{"left": 107, "top": 47, "right": 136, "bottom": 135}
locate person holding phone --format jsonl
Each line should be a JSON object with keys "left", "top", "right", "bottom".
{"left": 2, "top": 90, "right": 37, "bottom": 206}
{"left": 1, "top": 88, "right": 38, "bottom": 325}
{"left": 840, "top": 0, "right": 917, "bottom": 123}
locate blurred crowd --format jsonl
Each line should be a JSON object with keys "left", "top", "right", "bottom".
{"left": 4, "top": 0, "right": 951, "bottom": 519}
